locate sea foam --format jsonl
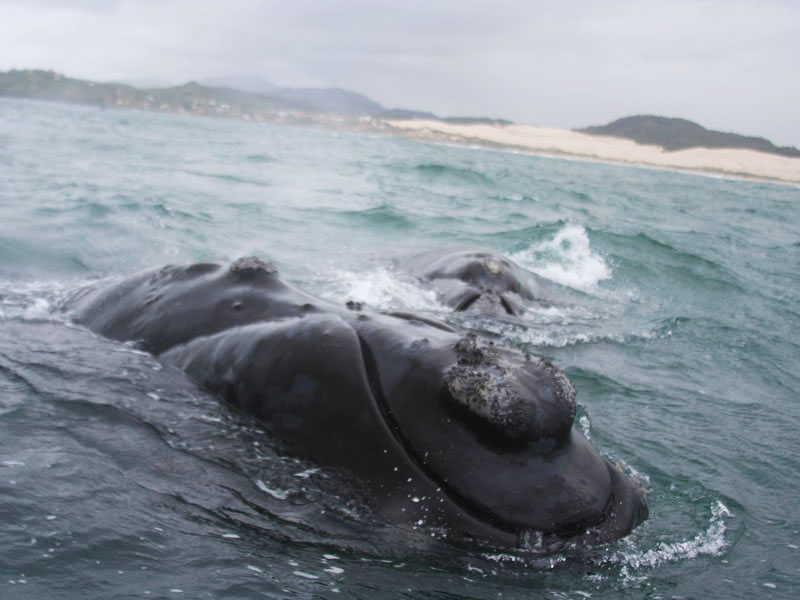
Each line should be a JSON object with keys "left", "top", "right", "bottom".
{"left": 512, "top": 224, "right": 612, "bottom": 293}
{"left": 318, "top": 267, "right": 442, "bottom": 312}
{"left": 599, "top": 500, "right": 731, "bottom": 584}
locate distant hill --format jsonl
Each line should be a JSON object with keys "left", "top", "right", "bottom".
{"left": 0, "top": 69, "right": 312, "bottom": 120}
{"left": 380, "top": 107, "right": 439, "bottom": 120}
{"left": 196, "top": 79, "right": 438, "bottom": 119}
{"left": 199, "top": 76, "right": 279, "bottom": 96}
{"left": 117, "top": 78, "right": 177, "bottom": 89}
{"left": 580, "top": 115, "right": 800, "bottom": 158}
{"left": 0, "top": 69, "right": 450, "bottom": 123}
{"left": 271, "top": 87, "right": 384, "bottom": 116}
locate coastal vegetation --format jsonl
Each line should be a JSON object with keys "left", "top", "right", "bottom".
{"left": 0, "top": 69, "right": 436, "bottom": 124}
{"left": 581, "top": 115, "right": 800, "bottom": 158}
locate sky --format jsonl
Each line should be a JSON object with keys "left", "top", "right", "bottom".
{"left": 1, "top": 0, "right": 799, "bottom": 147}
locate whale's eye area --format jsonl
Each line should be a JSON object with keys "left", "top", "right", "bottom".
{"left": 232, "top": 301, "right": 243, "bottom": 311}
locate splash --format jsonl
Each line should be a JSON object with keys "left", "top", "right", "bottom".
{"left": 598, "top": 500, "right": 731, "bottom": 586}
{"left": 318, "top": 267, "right": 442, "bottom": 312}
{"left": 453, "top": 306, "right": 640, "bottom": 350}
{"left": 0, "top": 280, "right": 77, "bottom": 323}
{"left": 512, "top": 225, "right": 612, "bottom": 293}
{"left": 480, "top": 501, "right": 732, "bottom": 589}
{"left": 255, "top": 480, "right": 290, "bottom": 501}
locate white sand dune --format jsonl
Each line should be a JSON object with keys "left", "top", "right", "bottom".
{"left": 382, "top": 119, "right": 800, "bottom": 185}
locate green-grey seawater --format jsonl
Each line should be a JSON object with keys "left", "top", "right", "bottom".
{"left": 1, "top": 97, "right": 798, "bottom": 598}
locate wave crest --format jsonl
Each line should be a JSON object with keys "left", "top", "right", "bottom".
{"left": 512, "top": 224, "right": 612, "bottom": 293}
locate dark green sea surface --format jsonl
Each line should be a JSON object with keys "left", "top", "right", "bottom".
{"left": 1, "top": 98, "right": 798, "bottom": 598}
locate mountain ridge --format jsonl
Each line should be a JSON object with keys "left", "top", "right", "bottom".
{"left": 0, "top": 69, "right": 533, "bottom": 127}
{"left": 580, "top": 115, "right": 800, "bottom": 158}
{"left": 1, "top": 70, "right": 795, "bottom": 157}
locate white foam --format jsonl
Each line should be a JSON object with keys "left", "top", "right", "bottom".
{"left": 293, "top": 570, "right": 319, "bottom": 580}
{"left": 458, "top": 313, "right": 632, "bottom": 350}
{"left": 621, "top": 462, "right": 651, "bottom": 487}
{"left": 23, "top": 297, "right": 52, "bottom": 319}
{"left": 255, "top": 479, "right": 289, "bottom": 500}
{"left": 512, "top": 224, "right": 612, "bottom": 293}
{"left": 603, "top": 501, "right": 731, "bottom": 575}
{"left": 293, "top": 468, "right": 320, "bottom": 479}
{"left": 318, "top": 267, "right": 442, "bottom": 312}
{"left": 578, "top": 416, "right": 591, "bottom": 439}
{"left": 0, "top": 280, "right": 73, "bottom": 322}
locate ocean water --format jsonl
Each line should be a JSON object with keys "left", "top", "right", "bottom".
{"left": 1, "top": 97, "right": 798, "bottom": 599}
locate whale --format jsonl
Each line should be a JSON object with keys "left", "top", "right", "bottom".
{"left": 403, "top": 248, "right": 543, "bottom": 316}
{"left": 65, "top": 255, "right": 647, "bottom": 550}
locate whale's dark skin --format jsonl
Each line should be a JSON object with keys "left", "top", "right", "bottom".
{"left": 403, "top": 248, "right": 543, "bottom": 317}
{"left": 66, "top": 256, "right": 647, "bottom": 550}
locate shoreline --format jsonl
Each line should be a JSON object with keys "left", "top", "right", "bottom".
{"left": 372, "top": 119, "right": 800, "bottom": 186}
{"left": 4, "top": 94, "right": 797, "bottom": 185}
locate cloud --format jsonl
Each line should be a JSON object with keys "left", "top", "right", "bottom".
{"left": 0, "top": 0, "right": 797, "bottom": 145}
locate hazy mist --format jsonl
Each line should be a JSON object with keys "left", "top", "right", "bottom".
{"left": 1, "top": 0, "right": 798, "bottom": 146}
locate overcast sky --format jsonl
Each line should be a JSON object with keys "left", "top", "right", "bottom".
{"left": 2, "top": 0, "right": 798, "bottom": 146}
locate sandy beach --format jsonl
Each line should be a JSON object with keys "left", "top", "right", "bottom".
{"left": 381, "top": 119, "right": 800, "bottom": 185}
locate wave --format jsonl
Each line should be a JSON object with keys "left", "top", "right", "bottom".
{"left": 489, "top": 220, "right": 568, "bottom": 240}
{"left": 317, "top": 267, "right": 442, "bottom": 312}
{"left": 609, "top": 231, "right": 747, "bottom": 293}
{"left": 487, "top": 193, "right": 537, "bottom": 204}
{"left": 0, "top": 280, "right": 86, "bottom": 323}
{"left": 183, "top": 170, "right": 272, "bottom": 187}
{"left": 244, "top": 153, "right": 275, "bottom": 163}
{"left": 334, "top": 205, "right": 416, "bottom": 231}
{"left": 453, "top": 312, "right": 663, "bottom": 350}
{"left": 413, "top": 163, "right": 495, "bottom": 186}
{"left": 511, "top": 224, "right": 612, "bottom": 293}
{"left": 0, "top": 236, "right": 90, "bottom": 281}
{"left": 596, "top": 501, "right": 732, "bottom": 587}
{"left": 478, "top": 500, "right": 732, "bottom": 589}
